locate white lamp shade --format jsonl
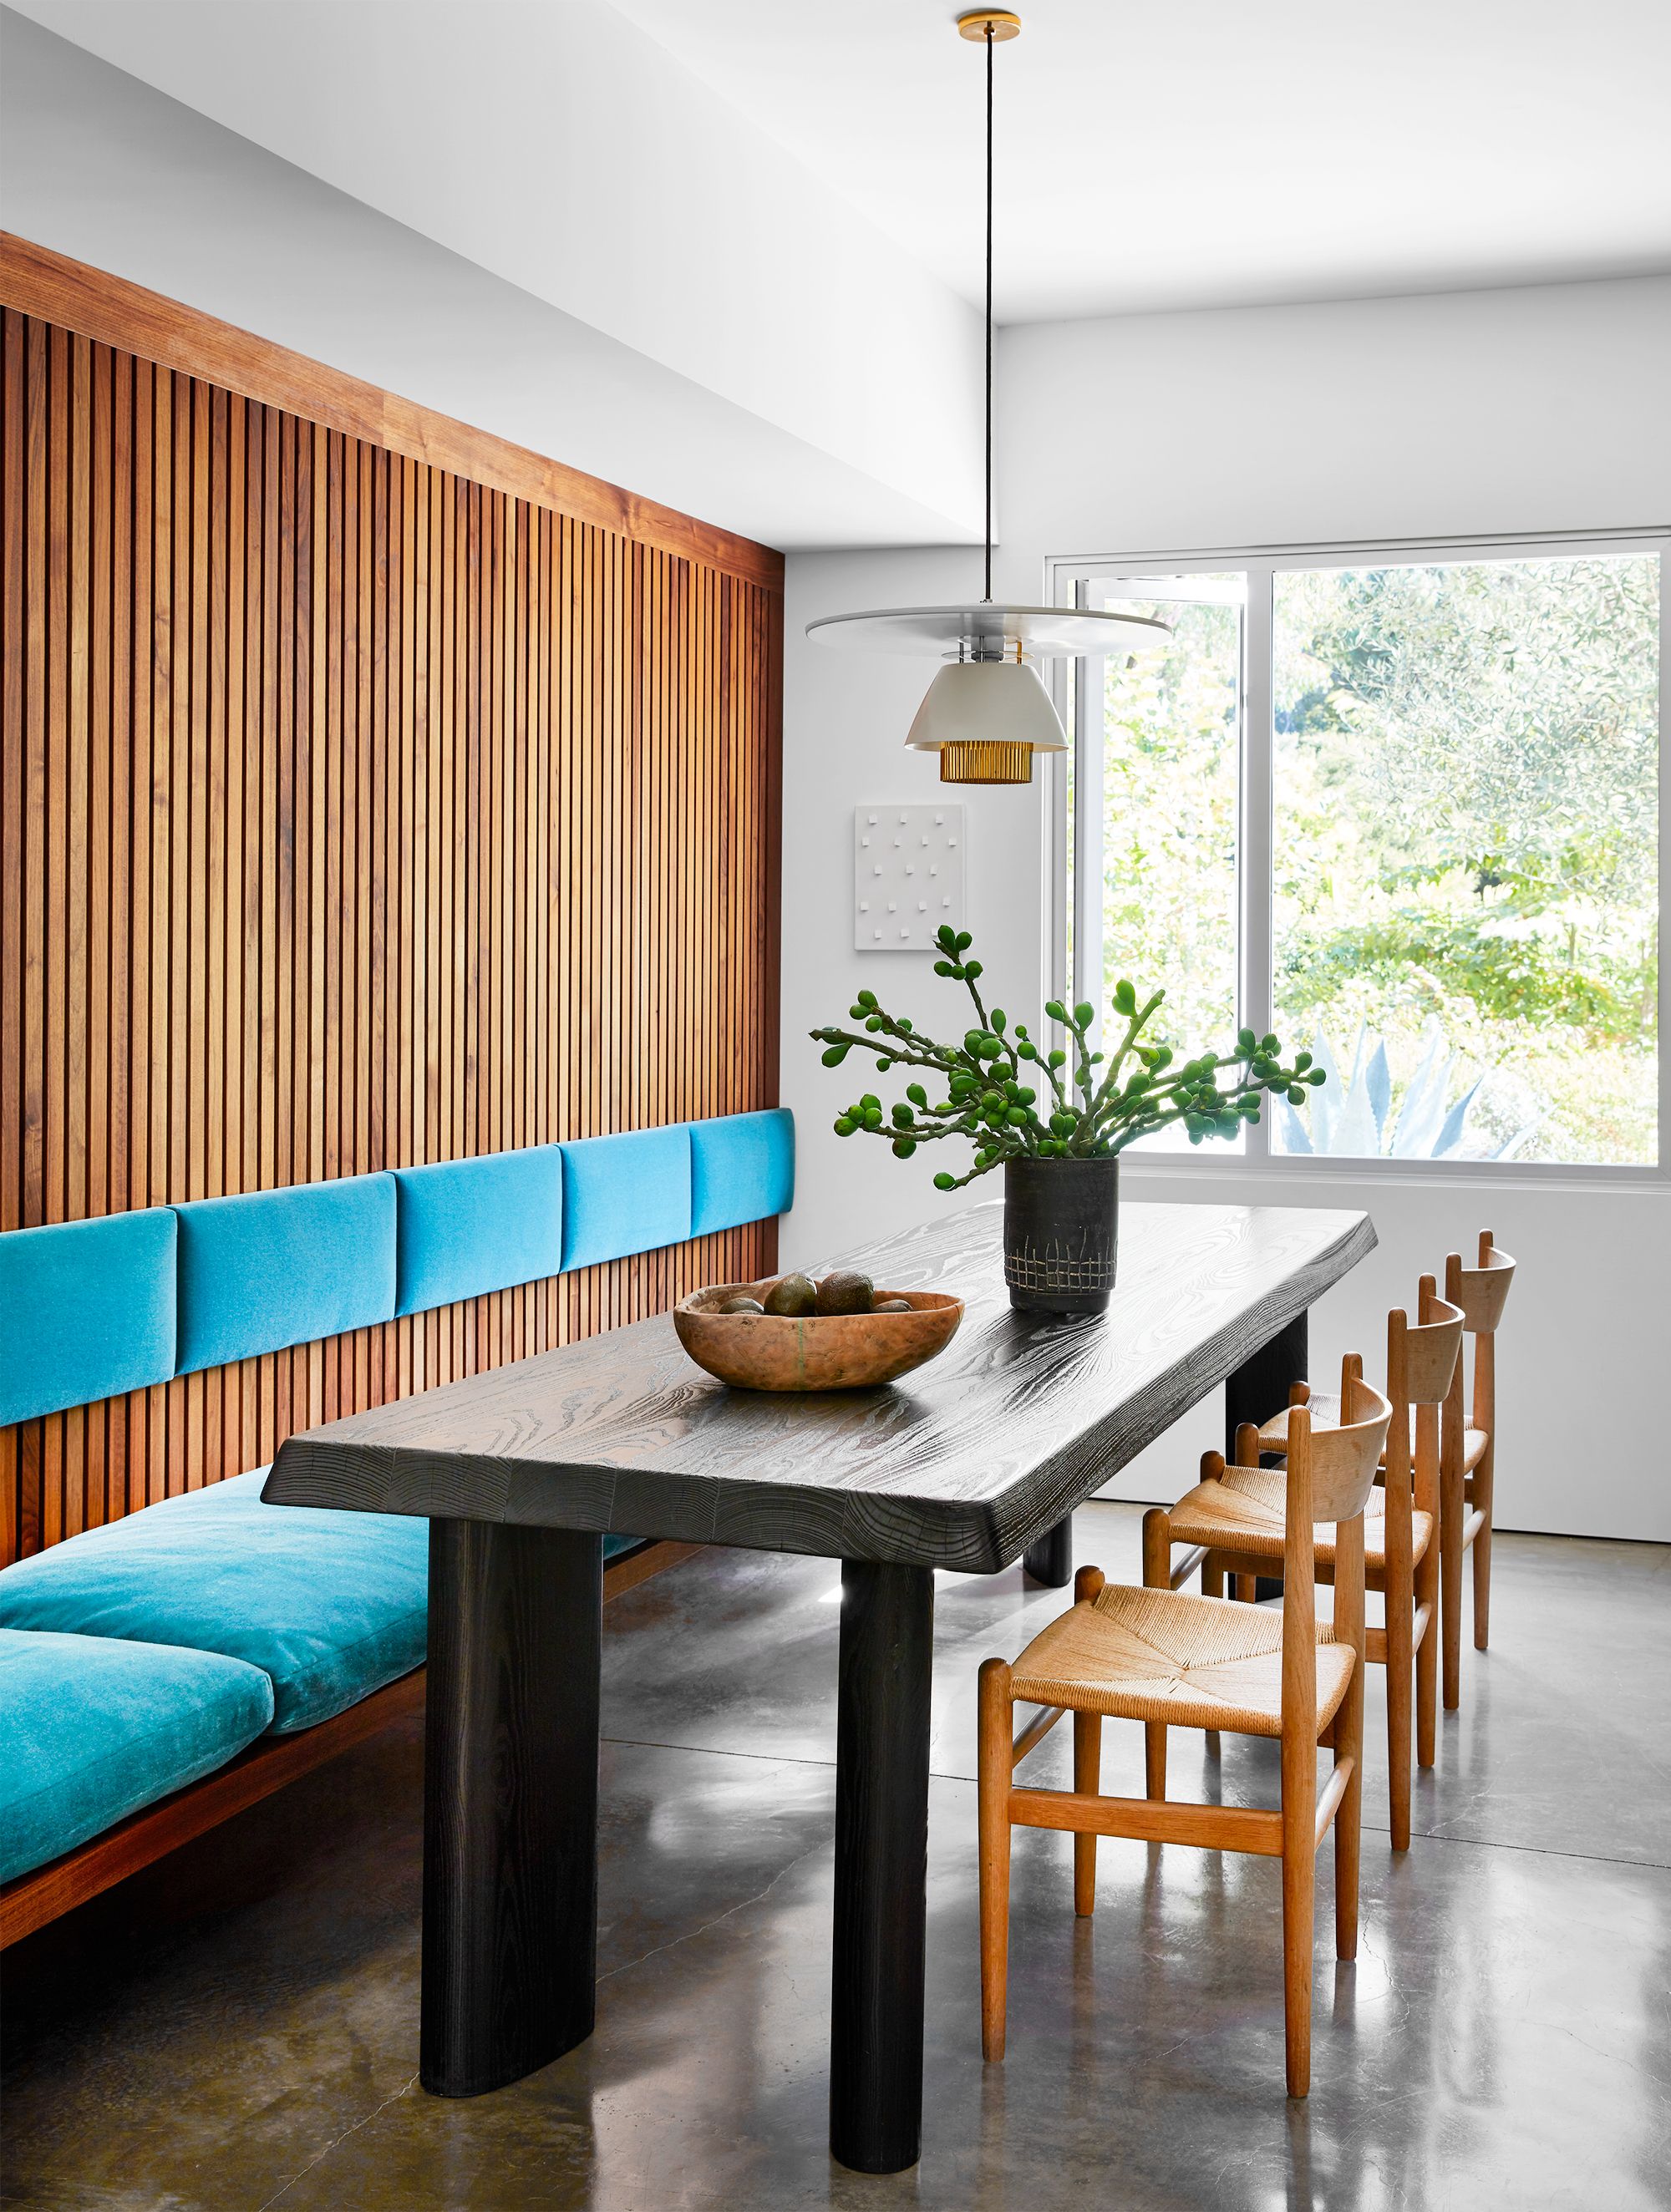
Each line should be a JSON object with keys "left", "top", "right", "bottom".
{"left": 902, "top": 659, "right": 1068, "bottom": 753}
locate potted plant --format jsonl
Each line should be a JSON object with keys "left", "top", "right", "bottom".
{"left": 812, "top": 925, "right": 1326, "bottom": 1316}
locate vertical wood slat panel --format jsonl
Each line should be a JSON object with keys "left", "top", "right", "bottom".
{"left": 0, "top": 301, "right": 782, "bottom": 1563}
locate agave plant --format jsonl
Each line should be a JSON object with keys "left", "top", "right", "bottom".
{"left": 811, "top": 924, "right": 1326, "bottom": 1190}
{"left": 1277, "top": 1021, "right": 1535, "bottom": 1160}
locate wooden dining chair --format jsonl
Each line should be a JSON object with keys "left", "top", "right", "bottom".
{"left": 1149, "top": 1287, "right": 1463, "bottom": 1849}
{"left": 1255, "top": 1233, "right": 1516, "bottom": 1713}
{"left": 978, "top": 1360, "right": 1392, "bottom": 2097}
{"left": 1440, "top": 1231, "right": 1516, "bottom": 1708}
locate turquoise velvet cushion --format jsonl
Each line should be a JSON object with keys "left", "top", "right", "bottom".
{"left": 394, "top": 1148, "right": 565, "bottom": 1317}
{"left": 560, "top": 1126, "right": 692, "bottom": 1272}
{"left": 0, "top": 1626, "right": 273, "bottom": 1882}
{"left": 688, "top": 1109, "right": 795, "bottom": 1236}
{"left": 0, "top": 1471, "right": 427, "bottom": 1734}
{"left": 0, "top": 1210, "right": 177, "bottom": 1428}
{"left": 174, "top": 1176, "right": 396, "bottom": 1375}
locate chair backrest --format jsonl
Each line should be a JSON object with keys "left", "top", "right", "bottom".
{"left": 1280, "top": 1355, "right": 1391, "bottom": 1742}
{"left": 1393, "top": 1289, "right": 1465, "bottom": 1411}
{"left": 1447, "top": 1228, "right": 1516, "bottom": 1337}
{"left": 1445, "top": 1228, "right": 1516, "bottom": 1443}
{"left": 1292, "top": 1357, "right": 1394, "bottom": 1525}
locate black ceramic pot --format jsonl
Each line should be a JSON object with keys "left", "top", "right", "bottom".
{"left": 1002, "top": 1154, "right": 1120, "bottom": 1316}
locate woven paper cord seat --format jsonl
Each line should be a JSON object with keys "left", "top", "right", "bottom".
{"left": 1258, "top": 1396, "right": 1486, "bottom": 1475}
{"left": 1008, "top": 1582, "right": 1354, "bottom": 1742}
{"left": 1166, "top": 1464, "right": 1434, "bottom": 1575}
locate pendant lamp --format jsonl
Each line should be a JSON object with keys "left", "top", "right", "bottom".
{"left": 805, "top": 8, "right": 1170, "bottom": 786}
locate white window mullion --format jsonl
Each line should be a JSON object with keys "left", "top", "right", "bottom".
{"left": 1071, "top": 639, "right": 1105, "bottom": 1057}
{"left": 1240, "top": 561, "right": 1275, "bottom": 1160}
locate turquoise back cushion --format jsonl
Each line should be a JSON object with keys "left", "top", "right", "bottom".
{"left": 689, "top": 1109, "right": 795, "bottom": 1236}
{"left": 561, "top": 1126, "right": 692, "bottom": 1272}
{"left": 0, "top": 1471, "right": 427, "bottom": 1733}
{"left": 0, "top": 1112, "right": 793, "bottom": 1423}
{"left": 0, "top": 1626, "right": 273, "bottom": 1883}
{"left": 174, "top": 1177, "right": 397, "bottom": 1375}
{"left": 0, "top": 1210, "right": 176, "bottom": 1428}
{"left": 394, "top": 1147, "right": 564, "bottom": 1317}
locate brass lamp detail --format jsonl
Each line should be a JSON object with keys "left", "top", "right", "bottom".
{"left": 938, "top": 742, "right": 1034, "bottom": 785}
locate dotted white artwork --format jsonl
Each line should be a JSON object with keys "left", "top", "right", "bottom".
{"left": 854, "top": 804, "right": 965, "bottom": 951}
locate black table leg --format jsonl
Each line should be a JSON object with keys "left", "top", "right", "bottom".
{"left": 1225, "top": 1308, "right": 1309, "bottom": 1601}
{"left": 830, "top": 1560, "right": 934, "bottom": 2174}
{"left": 421, "top": 1519, "right": 602, "bottom": 2098}
{"left": 1022, "top": 1516, "right": 1073, "bottom": 1587}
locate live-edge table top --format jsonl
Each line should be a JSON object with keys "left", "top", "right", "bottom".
{"left": 264, "top": 1200, "right": 1375, "bottom": 1572}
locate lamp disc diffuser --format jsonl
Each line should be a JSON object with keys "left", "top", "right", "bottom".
{"left": 805, "top": 603, "right": 1171, "bottom": 659}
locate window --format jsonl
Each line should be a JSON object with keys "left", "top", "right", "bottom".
{"left": 1054, "top": 537, "right": 1665, "bottom": 1171}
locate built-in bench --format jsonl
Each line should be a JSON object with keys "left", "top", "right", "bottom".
{"left": 0, "top": 1109, "right": 792, "bottom": 1943}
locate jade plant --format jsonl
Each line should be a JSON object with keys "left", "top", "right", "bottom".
{"left": 811, "top": 923, "right": 1328, "bottom": 1190}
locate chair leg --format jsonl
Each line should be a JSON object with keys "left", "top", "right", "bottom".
{"left": 1280, "top": 1738, "right": 1314, "bottom": 2098}
{"left": 1415, "top": 1546, "right": 1438, "bottom": 1770}
{"left": 978, "top": 1658, "right": 1013, "bottom": 2062}
{"left": 1201, "top": 1555, "right": 1224, "bottom": 1756}
{"left": 1140, "top": 1511, "right": 1170, "bottom": 1800}
{"left": 1384, "top": 1583, "right": 1414, "bottom": 1852}
{"left": 1440, "top": 1453, "right": 1465, "bottom": 1712}
{"left": 1335, "top": 1687, "right": 1364, "bottom": 1963}
{"left": 1073, "top": 1710, "right": 1100, "bottom": 1916}
{"left": 1235, "top": 1573, "right": 1259, "bottom": 1603}
{"left": 1472, "top": 1463, "right": 1494, "bottom": 1651}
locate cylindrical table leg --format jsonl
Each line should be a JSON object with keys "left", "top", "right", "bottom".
{"left": 421, "top": 1519, "right": 602, "bottom": 2098}
{"left": 830, "top": 1559, "right": 934, "bottom": 2174}
{"left": 1022, "top": 1515, "right": 1073, "bottom": 1587}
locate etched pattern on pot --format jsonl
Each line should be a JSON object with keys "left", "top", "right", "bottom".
{"left": 1004, "top": 1243, "right": 1118, "bottom": 1294}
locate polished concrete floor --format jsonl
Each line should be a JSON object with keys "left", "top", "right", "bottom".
{"left": 4, "top": 1504, "right": 1668, "bottom": 2211}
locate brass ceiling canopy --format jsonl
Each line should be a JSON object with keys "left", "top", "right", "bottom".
{"left": 806, "top": 9, "right": 1169, "bottom": 786}
{"left": 956, "top": 9, "right": 1021, "bottom": 40}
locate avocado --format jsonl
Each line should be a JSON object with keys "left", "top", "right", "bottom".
{"left": 762, "top": 1271, "right": 819, "bottom": 1317}
{"left": 717, "top": 1296, "right": 764, "bottom": 1315}
{"left": 816, "top": 1270, "right": 875, "bottom": 1316}
{"left": 873, "top": 1298, "right": 912, "bottom": 1314}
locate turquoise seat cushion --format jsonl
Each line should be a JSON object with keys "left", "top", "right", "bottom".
{"left": 0, "top": 1210, "right": 177, "bottom": 1428}
{"left": 394, "top": 1147, "right": 565, "bottom": 1317}
{"left": 0, "top": 1626, "right": 274, "bottom": 1883}
{"left": 560, "top": 1126, "right": 692, "bottom": 1272}
{"left": 0, "top": 1471, "right": 427, "bottom": 1734}
{"left": 688, "top": 1109, "right": 795, "bottom": 1236}
{"left": 174, "top": 1175, "right": 397, "bottom": 1375}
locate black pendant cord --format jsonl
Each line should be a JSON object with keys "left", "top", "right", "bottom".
{"left": 983, "top": 21, "right": 994, "bottom": 604}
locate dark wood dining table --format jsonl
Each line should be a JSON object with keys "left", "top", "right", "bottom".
{"left": 265, "top": 1196, "right": 1374, "bottom": 2173}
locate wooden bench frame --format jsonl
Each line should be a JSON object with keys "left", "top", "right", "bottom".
{"left": 0, "top": 1537, "right": 701, "bottom": 1949}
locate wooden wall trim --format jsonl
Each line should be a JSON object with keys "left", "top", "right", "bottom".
{"left": 0, "top": 233, "right": 785, "bottom": 594}
{"left": 0, "top": 269, "right": 783, "bottom": 1564}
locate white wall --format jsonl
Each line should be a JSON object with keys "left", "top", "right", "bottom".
{"left": 781, "top": 276, "right": 1671, "bottom": 1542}
{"left": 0, "top": 5, "right": 983, "bottom": 548}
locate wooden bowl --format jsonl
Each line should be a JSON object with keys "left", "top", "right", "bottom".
{"left": 673, "top": 1278, "right": 963, "bottom": 1392}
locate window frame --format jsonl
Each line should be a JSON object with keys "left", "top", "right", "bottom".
{"left": 1043, "top": 526, "right": 1670, "bottom": 1188}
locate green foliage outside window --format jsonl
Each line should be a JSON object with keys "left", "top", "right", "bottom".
{"left": 1097, "top": 554, "right": 1659, "bottom": 1165}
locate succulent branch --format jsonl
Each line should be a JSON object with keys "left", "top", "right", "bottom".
{"left": 810, "top": 922, "right": 1328, "bottom": 1190}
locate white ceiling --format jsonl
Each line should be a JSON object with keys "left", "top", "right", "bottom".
{"left": 8, "top": 0, "right": 1669, "bottom": 552}
{"left": 611, "top": 0, "right": 1671, "bottom": 320}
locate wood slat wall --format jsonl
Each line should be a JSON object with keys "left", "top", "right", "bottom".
{"left": 0, "top": 247, "right": 784, "bottom": 1565}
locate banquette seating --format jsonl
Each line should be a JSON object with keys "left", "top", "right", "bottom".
{"left": 0, "top": 1109, "right": 794, "bottom": 1940}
